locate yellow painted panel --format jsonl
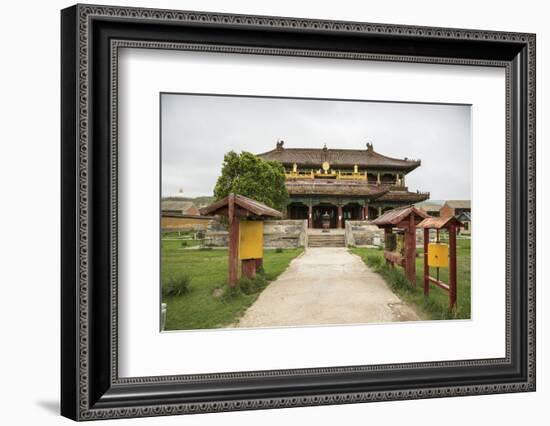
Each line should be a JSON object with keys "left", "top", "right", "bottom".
{"left": 239, "top": 220, "right": 263, "bottom": 260}
{"left": 428, "top": 243, "right": 449, "bottom": 268}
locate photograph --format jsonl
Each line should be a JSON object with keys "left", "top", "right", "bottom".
{"left": 57, "top": 3, "right": 536, "bottom": 421}
{"left": 160, "top": 93, "right": 472, "bottom": 331}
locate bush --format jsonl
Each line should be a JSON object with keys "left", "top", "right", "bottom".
{"left": 365, "top": 254, "right": 383, "bottom": 269}
{"left": 181, "top": 240, "right": 188, "bottom": 247}
{"left": 218, "top": 274, "right": 270, "bottom": 299}
{"left": 275, "top": 247, "right": 284, "bottom": 253}
{"left": 162, "top": 274, "right": 191, "bottom": 297}
{"left": 385, "top": 266, "right": 411, "bottom": 292}
{"left": 219, "top": 285, "right": 241, "bottom": 302}
{"left": 238, "top": 274, "right": 268, "bottom": 295}
{"left": 238, "top": 277, "right": 257, "bottom": 295}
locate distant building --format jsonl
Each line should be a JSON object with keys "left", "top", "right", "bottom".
{"left": 455, "top": 211, "right": 472, "bottom": 235}
{"left": 416, "top": 202, "right": 442, "bottom": 217}
{"left": 161, "top": 199, "right": 200, "bottom": 216}
{"left": 440, "top": 200, "right": 471, "bottom": 219}
{"left": 257, "top": 141, "right": 429, "bottom": 229}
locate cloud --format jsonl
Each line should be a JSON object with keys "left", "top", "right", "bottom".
{"left": 161, "top": 94, "right": 471, "bottom": 201}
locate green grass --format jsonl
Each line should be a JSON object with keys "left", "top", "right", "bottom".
{"left": 161, "top": 240, "right": 303, "bottom": 330}
{"left": 351, "top": 238, "right": 471, "bottom": 320}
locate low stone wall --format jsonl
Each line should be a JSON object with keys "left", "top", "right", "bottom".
{"left": 204, "top": 219, "right": 307, "bottom": 248}
{"left": 264, "top": 219, "right": 308, "bottom": 248}
{"left": 345, "top": 221, "right": 383, "bottom": 247}
{"left": 203, "top": 220, "right": 229, "bottom": 247}
{"left": 344, "top": 222, "right": 437, "bottom": 248}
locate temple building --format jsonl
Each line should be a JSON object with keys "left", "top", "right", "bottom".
{"left": 257, "top": 141, "right": 429, "bottom": 229}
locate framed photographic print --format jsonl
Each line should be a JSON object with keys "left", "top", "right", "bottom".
{"left": 61, "top": 4, "right": 536, "bottom": 421}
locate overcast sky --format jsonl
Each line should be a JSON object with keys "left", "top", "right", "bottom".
{"left": 161, "top": 94, "right": 471, "bottom": 201}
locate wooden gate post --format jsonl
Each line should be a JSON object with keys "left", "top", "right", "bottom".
{"left": 241, "top": 259, "right": 257, "bottom": 279}
{"left": 228, "top": 194, "right": 239, "bottom": 287}
{"left": 384, "top": 227, "right": 393, "bottom": 266}
{"left": 423, "top": 227, "right": 429, "bottom": 296}
{"left": 449, "top": 224, "right": 458, "bottom": 310}
{"left": 404, "top": 214, "right": 417, "bottom": 286}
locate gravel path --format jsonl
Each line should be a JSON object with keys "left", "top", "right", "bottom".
{"left": 236, "top": 247, "right": 422, "bottom": 328}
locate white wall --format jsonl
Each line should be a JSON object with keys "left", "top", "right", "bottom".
{"left": 0, "top": 0, "right": 546, "bottom": 424}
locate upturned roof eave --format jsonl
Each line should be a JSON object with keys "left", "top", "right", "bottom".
{"left": 199, "top": 193, "right": 283, "bottom": 218}
{"left": 377, "top": 190, "right": 430, "bottom": 203}
{"left": 256, "top": 148, "right": 421, "bottom": 171}
{"left": 372, "top": 205, "right": 429, "bottom": 226}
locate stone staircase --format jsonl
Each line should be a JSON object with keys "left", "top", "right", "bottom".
{"left": 307, "top": 233, "right": 346, "bottom": 248}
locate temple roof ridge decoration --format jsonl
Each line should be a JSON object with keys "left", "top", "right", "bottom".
{"left": 258, "top": 140, "right": 421, "bottom": 171}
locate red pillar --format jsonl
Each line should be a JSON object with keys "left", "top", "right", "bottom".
{"left": 308, "top": 204, "right": 313, "bottom": 228}
{"left": 404, "top": 214, "right": 417, "bottom": 286}
{"left": 228, "top": 194, "right": 239, "bottom": 287}
{"left": 363, "top": 204, "right": 369, "bottom": 220}
{"left": 242, "top": 259, "right": 257, "bottom": 279}
{"left": 423, "top": 228, "right": 429, "bottom": 296}
{"left": 449, "top": 224, "right": 458, "bottom": 310}
{"left": 337, "top": 205, "right": 343, "bottom": 229}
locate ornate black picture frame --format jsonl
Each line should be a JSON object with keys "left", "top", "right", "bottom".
{"left": 61, "top": 4, "right": 536, "bottom": 421}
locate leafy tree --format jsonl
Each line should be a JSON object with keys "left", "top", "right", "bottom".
{"left": 213, "top": 151, "right": 288, "bottom": 211}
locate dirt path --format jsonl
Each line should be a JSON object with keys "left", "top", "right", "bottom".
{"left": 236, "top": 247, "right": 421, "bottom": 328}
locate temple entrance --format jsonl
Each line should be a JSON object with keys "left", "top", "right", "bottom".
{"left": 368, "top": 206, "right": 379, "bottom": 220}
{"left": 287, "top": 202, "right": 308, "bottom": 220}
{"left": 342, "top": 203, "right": 363, "bottom": 227}
{"left": 312, "top": 204, "right": 337, "bottom": 228}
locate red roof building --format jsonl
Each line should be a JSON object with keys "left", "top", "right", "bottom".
{"left": 257, "top": 141, "right": 429, "bottom": 228}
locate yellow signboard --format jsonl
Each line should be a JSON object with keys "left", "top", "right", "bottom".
{"left": 239, "top": 220, "right": 263, "bottom": 260}
{"left": 428, "top": 243, "right": 449, "bottom": 268}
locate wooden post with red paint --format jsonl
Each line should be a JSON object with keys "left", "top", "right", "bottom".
{"left": 449, "top": 224, "right": 458, "bottom": 310}
{"left": 241, "top": 259, "right": 257, "bottom": 279}
{"left": 404, "top": 213, "right": 417, "bottom": 286}
{"left": 384, "top": 227, "right": 393, "bottom": 266}
{"left": 227, "top": 193, "right": 239, "bottom": 287}
{"left": 423, "top": 228, "right": 429, "bottom": 296}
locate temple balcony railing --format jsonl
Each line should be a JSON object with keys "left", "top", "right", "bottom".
{"left": 285, "top": 171, "right": 408, "bottom": 188}
{"left": 285, "top": 170, "right": 371, "bottom": 181}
